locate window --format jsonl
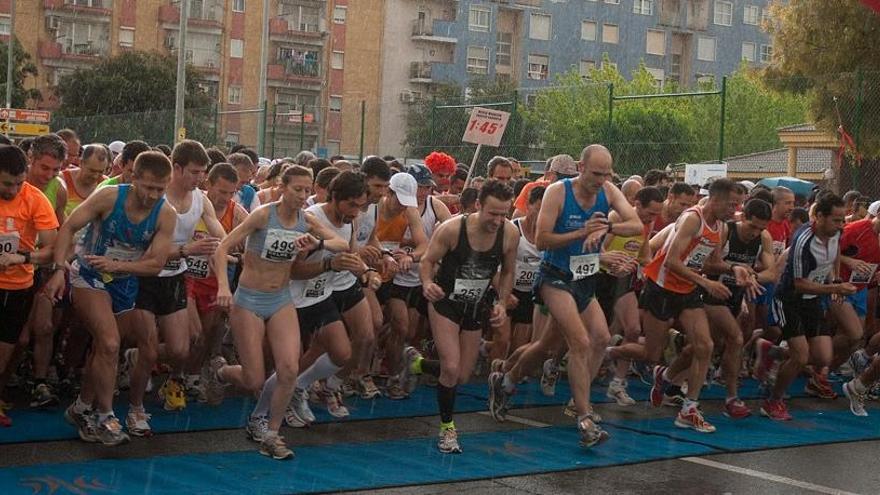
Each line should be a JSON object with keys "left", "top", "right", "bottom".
{"left": 743, "top": 5, "right": 759, "bottom": 25}
{"left": 602, "top": 23, "right": 619, "bottom": 44}
{"left": 230, "top": 39, "right": 243, "bottom": 58}
{"left": 118, "top": 27, "right": 134, "bottom": 47}
{"left": 581, "top": 20, "right": 597, "bottom": 41}
{"left": 646, "top": 68, "right": 665, "bottom": 88}
{"left": 741, "top": 42, "right": 756, "bottom": 62}
{"left": 0, "top": 16, "right": 10, "bottom": 36}
{"left": 232, "top": 0, "right": 245, "bottom": 12}
{"left": 697, "top": 36, "right": 715, "bottom": 61}
{"left": 646, "top": 29, "right": 665, "bottom": 55}
{"left": 604, "top": 0, "right": 620, "bottom": 4}
{"left": 496, "top": 32, "right": 512, "bottom": 66}
{"left": 225, "top": 132, "right": 240, "bottom": 149}
{"left": 714, "top": 1, "right": 732, "bottom": 26}
{"left": 469, "top": 6, "right": 490, "bottom": 32}
{"left": 467, "top": 46, "right": 490, "bottom": 74}
{"left": 579, "top": 60, "right": 595, "bottom": 79}
{"left": 228, "top": 86, "right": 242, "bottom": 105}
{"left": 278, "top": 4, "right": 321, "bottom": 32}
{"left": 275, "top": 92, "right": 317, "bottom": 114}
{"left": 331, "top": 51, "right": 344, "bottom": 69}
{"left": 529, "top": 13, "right": 551, "bottom": 40}
{"left": 329, "top": 95, "right": 342, "bottom": 112}
{"left": 760, "top": 44, "right": 773, "bottom": 63}
{"left": 527, "top": 54, "right": 549, "bottom": 80}
{"left": 633, "top": 0, "right": 653, "bottom": 15}
{"left": 761, "top": 7, "right": 770, "bottom": 24}
{"left": 333, "top": 6, "right": 347, "bottom": 24}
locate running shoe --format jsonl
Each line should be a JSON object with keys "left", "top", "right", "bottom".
{"left": 631, "top": 361, "right": 653, "bottom": 385}
{"left": 675, "top": 404, "right": 716, "bottom": 433}
{"left": 184, "top": 374, "right": 201, "bottom": 398}
{"left": 437, "top": 425, "right": 462, "bottom": 454}
{"left": 540, "top": 359, "right": 559, "bottom": 397}
{"left": 760, "top": 399, "right": 793, "bottom": 421}
{"left": 577, "top": 417, "right": 610, "bottom": 448}
{"left": 64, "top": 404, "right": 97, "bottom": 442}
{"left": 260, "top": 433, "right": 294, "bottom": 460}
{"left": 723, "top": 397, "right": 751, "bottom": 419}
{"left": 94, "top": 415, "right": 130, "bottom": 446}
{"left": 246, "top": 415, "right": 269, "bottom": 442}
{"left": 285, "top": 388, "right": 315, "bottom": 427}
{"left": 357, "top": 375, "right": 381, "bottom": 399}
{"left": 843, "top": 380, "right": 869, "bottom": 417}
{"left": 868, "top": 381, "right": 880, "bottom": 401}
{"left": 847, "top": 349, "right": 871, "bottom": 378}
{"left": 563, "top": 398, "right": 603, "bottom": 423}
{"left": 125, "top": 409, "right": 153, "bottom": 437}
{"left": 203, "top": 356, "right": 227, "bottom": 406}
{"left": 158, "top": 377, "right": 187, "bottom": 411}
{"left": 487, "top": 372, "right": 511, "bottom": 422}
{"left": 384, "top": 376, "right": 409, "bottom": 400}
{"left": 312, "top": 382, "right": 349, "bottom": 418}
{"left": 30, "top": 382, "right": 59, "bottom": 409}
{"left": 650, "top": 365, "right": 668, "bottom": 408}
{"left": 662, "top": 389, "right": 686, "bottom": 408}
{"left": 117, "top": 348, "right": 137, "bottom": 391}
{"left": 490, "top": 358, "right": 505, "bottom": 374}
{"left": 805, "top": 373, "right": 837, "bottom": 399}
{"left": 606, "top": 379, "right": 636, "bottom": 406}
{"left": 399, "top": 346, "right": 423, "bottom": 394}
{"left": 752, "top": 338, "right": 776, "bottom": 383}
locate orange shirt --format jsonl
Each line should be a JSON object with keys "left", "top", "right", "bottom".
{"left": 644, "top": 206, "right": 721, "bottom": 294}
{"left": 0, "top": 182, "right": 60, "bottom": 290}
{"left": 375, "top": 208, "right": 409, "bottom": 282}
{"left": 514, "top": 180, "right": 551, "bottom": 215}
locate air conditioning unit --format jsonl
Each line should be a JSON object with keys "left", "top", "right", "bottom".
{"left": 46, "top": 16, "right": 61, "bottom": 31}
{"left": 399, "top": 90, "right": 415, "bottom": 103}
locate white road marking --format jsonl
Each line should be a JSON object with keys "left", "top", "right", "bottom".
{"left": 477, "top": 410, "right": 551, "bottom": 428}
{"left": 681, "top": 457, "right": 862, "bottom": 495}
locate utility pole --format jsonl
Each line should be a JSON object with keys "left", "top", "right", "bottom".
{"left": 256, "top": 0, "right": 269, "bottom": 155}
{"left": 4, "top": 0, "right": 15, "bottom": 137}
{"left": 173, "top": 0, "right": 190, "bottom": 144}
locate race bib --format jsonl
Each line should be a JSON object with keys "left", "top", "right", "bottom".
{"left": 804, "top": 265, "right": 833, "bottom": 299}
{"left": 187, "top": 256, "right": 210, "bottom": 279}
{"left": 104, "top": 243, "right": 143, "bottom": 263}
{"left": 164, "top": 258, "right": 182, "bottom": 271}
{"left": 303, "top": 274, "right": 330, "bottom": 299}
{"left": 570, "top": 253, "right": 600, "bottom": 281}
{"left": 380, "top": 241, "right": 400, "bottom": 252}
{"left": 0, "top": 232, "right": 20, "bottom": 255}
{"left": 685, "top": 244, "right": 715, "bottom": 270}
{"left": 772, "top": 241, "right": 786, "bottom": 256}
{"left": 850, "top": 263, "right": 878, "bottom": 284}
{"left": 515, "top": 261, "right": 538, "bottom": 291}
{"left": 261, "top": 229, "right": 303, "bottom": 262}
{"left": 451, "top": 278, "right": 490, "bottom": 303}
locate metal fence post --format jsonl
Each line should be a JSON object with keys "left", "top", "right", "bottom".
{"left": 718, "top": 76, "right": 727, "bottom": 164}
{"left": 299, "top": 104, "right": 306, "bottom": 151}
{"left": 270, "top": 108, "right": 277, "bottom": 158}
{"left": 359, "top": 100, "right": 365, "bottom": 164}
{"left": 853, "top": 69, "right": 865, "bottom": 190}
{"left": 606, "top": 83, "right": 614, "bottom": 148}
{"left": 430, "top": 96, "right": 437, "bottom": 149}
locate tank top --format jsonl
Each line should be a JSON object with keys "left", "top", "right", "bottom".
{"left": 186, "top": 199, "right": 238, "bottom": 280}
{"left": 42, "top": 176, "right": 63, "bottom": 210}
{"left": 543, "top": 179, "right": 609, "bottom": 280}
{"left": 76, "top": 185, "right": 165, "bottom": 280}
{"left": 375, "top": 203, "right": 410, "bottom": 282}
{"left": 355, "top": 203, "right": 378, "bottom": 248}
{"left": 245, "top": 203, "right": 309, "bottom": 262}
{"left": 395, "top": 196, "right": 438, "bottom": 287}
{"left": 160, "top": 191, "right": 206, "bottom": 277}
{"left": 307, "top": 203, "right": 358, "bottom": 292}
{"left": 436, "top": 215, "right": 504, "bottom": 304}
{"left": 512, "top": 217, "right": 542, "bottom": 292}
{"left": 602, "top": 223, "right": 650, "bottom": 279}
{"left": 237, "top": 184, "right": 257, "bottom": 213}
{"left": 710, "top": 221, "right": 763, "bottom": 286}
{"left": 644, "top": 206, "right": 721, "bottom": 294}
{"left": 62, "top": 169, "right": 87, "bottom": 217}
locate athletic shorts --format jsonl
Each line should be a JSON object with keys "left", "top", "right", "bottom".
{"left": 234, "top": 284, "right": 292, "bottom": 321}
{"left": 596, "top": 272, "right": 636, "bottom": 323}
{"left": 432, "top": 297, "right": 490, "bottom": 332}
{"left": 639, "top": 279, "right": 703, "bottom": 322}
{"left": 846, "top": 287, "right": 868, "bottom": 318}
{"left": 508, "top": 289, "right": 534, "bottom": 325}
{"left": 702, "top": 284, "right": 746, "bottom": 317}
{"left": 136, "top": 274, "right": 188, "bottom": 316}
{"left": 332, "top": 282, "right": 366, "bottom": 314}
{"left": 70, "top": 262, "right": 139, "bottom": 315}
{"left": 186, "top": 276, "right": 219, "bottom": 314}
{"left": 0, "top": 286, "right": 36, "bottom": 344}
{"left": 534, "top": 262, "right": 596, "bottom": 314}
{"left": 773, "top": 297, "right": 831, "bottom": 340}
{"left": 297, "top": 297, "right": 341, "bottom": 336}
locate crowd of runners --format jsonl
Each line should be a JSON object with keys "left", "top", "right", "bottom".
{"left": 1, "top": 130, "right": 880, "bottom": 461}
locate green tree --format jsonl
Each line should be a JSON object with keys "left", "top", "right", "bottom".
{"left": 54, "top": 51, "right": 216, "bottom": 145}
{"left": 0, "top": 37, "right": 42, "bottom": 107}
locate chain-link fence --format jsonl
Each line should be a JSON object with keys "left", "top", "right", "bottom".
{"left": 52, "top": 106, "right": 219, "bottom": 148}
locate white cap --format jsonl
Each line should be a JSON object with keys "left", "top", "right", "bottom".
{"left": 739, "top": 180, "right": 756, "bottom": 192}
{"left": 868, "top": 200, "right": 880, "bottom": 217}
{"left": 108, "top": 140, "right": 125, "bottom": 155}
{"left": 389, "top": 172, "right": 418, "bottom": 207}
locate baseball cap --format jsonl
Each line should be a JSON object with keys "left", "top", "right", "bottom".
{"left": 868, "top": 200, "right": 880, "bottom": 218}
{"left": 548, "top": 154, "right": 578, "bottom": 177}
{"left": 389, "top": 172, "right": 418, "bottom": 207}
{"left": 407, "top": 163, "right": 436, "bottom": 187}
{"left": 108, "top": 140, "right": 125, "bottom": 155}
{"left": 739, "top": 180, "right": 756, "bottom": 193}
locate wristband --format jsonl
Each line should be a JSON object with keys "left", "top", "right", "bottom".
{"left": 318, "top": 238, "right": 325, "bottom": 251}
{"left": 832, "top": 278, "right": 844, "bottom": 284}
{"left": 19, "top": 251, "right": 31, "bottom": 264}
{"left": 606, "top": 221, "right": 613, "bottom": 235}
{"left": 178, "top": 245, "right": 186, "bottom": 259}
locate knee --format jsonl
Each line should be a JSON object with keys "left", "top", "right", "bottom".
{"left": 95, "top": 337, "right": 120, "bottom": 360}
{"left": 726, "top": 331, "right": 744, "bottom": 350}
{"left": 331, "top": 346, "right": 352, "bottom": 366}
{"left": 790, "top": 348, "right": 809, "bottom": 367}
{"left": 275, "top": 362, "right": 299, "bottom": 385}
{"left": 138, "top": 343, "right": 158, "bottom": 366}
{"left": 167, "top": 339, "right": 190, "bottom": 361}
{"left": 623, "top": 324, "right": 641, "bottom": 342}
{"left": 691, "top": 335, "right": 714, "bottom": 359}
{"left": 242, "top": 373, "right": 266, "bottom": 395}
{"left": 440, "top": 361, "right": 460, "bottom": 381}
{"left": 593, "top": 329, "right": 611, "bottom": 350}
{"left": 567, "top": 334, "right": 592, "bottom": 356}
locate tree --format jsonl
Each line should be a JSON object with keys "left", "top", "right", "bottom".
{"left": 765, "top": 0, "right": 880, "bottom": 155}
{"left": 54, "top": 51, "right": 215, "bottom": 145}
{"left": 0, "top": 37, "right": 42, "bottom": 107}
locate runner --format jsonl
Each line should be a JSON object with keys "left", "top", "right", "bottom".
{"left": 27, "top": 134, "right": 68, "bottom": 223}
{"left": 485, "top": 156, "right": 514, "bottom": 186}
{"left": 752, "top": 187, "right": 795, "bottom": 344}
{"left": 507, "top": 185, "right": 546, "bottom": 355}
{"left": 0, "top": 145, "right": 60, "bottom": 427}
{"left": 488, "top": 145, "right": 642, "bottom": 448}
{"left": 227, "top": 152, "right": 260, "bottom": 213}
{"left": 99, "top": 140, "right": 151, "bottom": 187}
{"left": 651, "top": 182, "right": 697, "bottom": 236}
{"left": 44, "top": 151, "right": 177, "bottom": 445}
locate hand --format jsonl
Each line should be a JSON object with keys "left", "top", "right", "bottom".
{"left": 423, "top": 282, "right": 445, "bottom": 302}
{"left": 581, "top": 213, "right": 610, "bottom": 252}
{"left": 703, "top": 279, "right": 732, "bottom": 301}
{"left": 601, "top": 251, "right": 637, "bottom": 276}
{"left": 0, "top": 253, "right": 25, "bottom": 269}
{"left": 332, "top": 252, "right": 366, "bottom": 274}
{"left": 216, "top": 287, "right": 233, "bottom": 308}
{"left": 358, "top": 245, "right": 382, "bottom": 265}
{"left": 296, "top": 233, "right": 320, "bottom": 252}
{"left": 83, "top": 255, "right": 119, "bottom": 273}
{"left": 732, "top": 265, "right": 754, "bottom": 287}
{"left": 383, "top": 255, "right": 399, "bottom": 277}
{"left": 395, "top": 253, "right": 413, "bottom": 272}
{"left": 489, "top": 303, "right": 507, "bottom": 327}
{"left": 835, "top": 282, "right": 858, "bottom": 296}
{"left": 849, "top": 259, "right": 875, "bottom": 277}
{"left": 42, "top": 270, "right": 67, "bottom": 304}
{"left": 365, "top": 271, "right": 382, "bottom": 290}
{"left": 744, "top": 276, "right": 765, "bottom": 300}
{"left": 186, "top": 237, "right": 221, "bottom": 256}
{"left": 506, "top": 293, "right": 519, "bottom": 310}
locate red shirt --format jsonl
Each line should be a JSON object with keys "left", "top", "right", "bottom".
{"left": 840, "top": 218, "right": 880, "bottom": 286}
{"left": 766, "top": 219, "right": 792, "bottom": 256}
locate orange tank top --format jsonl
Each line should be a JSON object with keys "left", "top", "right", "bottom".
{"left": 219, "top": 199, "right": 236, "bottom": 233}
{"left": 644, "top": 206, "right": 721, "bottom": 294}
{"left": 375, "top": 206, "right": 409, "bottom": 282}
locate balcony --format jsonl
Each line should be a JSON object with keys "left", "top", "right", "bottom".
{"left": 409, "top": 61, "right": 455, "bottom": 84}
{"left": 411, "top": 18, "right": 457, "bottom": 44}
{"left": 269, "top": 17, "right": 326, "bottom": 46}
{"left": 159, "top": 1, "right": 224, "bottom": 33}
{"left": 38, "top": 41, "right": 63, "bottom": 59}
{"left": 267, "top": 59, "right": 322, "bottom": 88}
{"left": 44, "top": 0, "right": 112, "bottom": 21}
{"left": 38, "top": 39, "right": 107, "bottom": 63}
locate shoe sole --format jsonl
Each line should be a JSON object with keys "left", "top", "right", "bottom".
{"left": 259, "top": 450, "right": 294, "bottom": 460}
{"left": 579, "top": 430, "right": 610, "bottom": 448}
{"left": 842, "top": 384, "right": 869, "bottom": 417}
{"left": 487, "top": 376, "right": 505, "bottom": 422}
{"left": 674, "top": 418, "right": 716, "bottom": 433}
{"left": 759, "top": 407, "right": 792, "bottom": 421}
{"left": 437, "top": 446, "right": 462, "bottom": 454}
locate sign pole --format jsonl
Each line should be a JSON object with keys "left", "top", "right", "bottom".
{"left": 464, "top": 143, "right": 482, "bottom": 188}
{"left": 4, "top": 0, "right": 14, "bottom": 138}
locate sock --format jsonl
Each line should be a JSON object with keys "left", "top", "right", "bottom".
{"left": 326, "top": 374, "right": 343, "bottom": 392}
{"left": 97, "top": 410, "right": 114, "bottom": 423}
{"left": 421, "top": 359, "right": 442, "bottom": 378}
{"left": 611, "top": 377, "right": 626, "bottom": 387}
{"left": 682, "top": 398, "right": 697, "bottom": 412}
{"left": 72, "top": 395, "right": 91, "bottom": 414}
{"left": 853, "top": 377, "right": 867, "bottom": 394}
{"left": 502, "top": 373, "right": 516, "bottom": 394}
{"left": 411, "top": 356, "right": 424, "bottom": 375}
{"left": 440, "top": 420, "right": 455, "bottom": 431}
{"left": 662, "top": 368, "right": 670, "bottom": 381}
{"left": 252, "top": 373, "right": 277, "bottom": 418}
{"left": 725, "top": 396, "right": 738, "bottom": 404}
{"left": 129, "top": 404, "right": 145, "bottom": 414}
{"left": 437, "top": 383, "right": 457, "bottom": 424}
{"left": 296, "top": 353, "right": 342, "bottom": 390}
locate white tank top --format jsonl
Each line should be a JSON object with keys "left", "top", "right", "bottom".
{"left": 513, "top": 217, "right": 542, "bottom": 292}
{"left": 160, "top": 190, "right": 205, "bottom": 277}
{"left": 355, "top": 203, "right": 378, "bottom": 248}
{"left": 394, "top": 196, "right": 438, "bottom": 287}
{"left": 307, "top": 203, "right": 359, "bottom": 292}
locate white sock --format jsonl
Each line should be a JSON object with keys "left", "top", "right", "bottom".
{"left": 502, "top": 373, "right": 516, "bottom": 393}
{"left": 72, "top": 395, "right": 91, "bottom": 414}
{"left": 853, "top": 377, "right": 868, "bottom": 394}
{"left": 296, "top": 353, "right": 342, "bottom": 390}
{"left": 252, "top": 373, "right": 277, "bottom": 418}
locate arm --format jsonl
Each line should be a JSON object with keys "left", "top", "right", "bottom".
{"left": 32, "top": 230, "right": 58, "bottom": 265}
{"left": 649, "top": 223, "right": 674, "bottom": 254}
{"left": 304, "top": 212, "right": 348, "bottom": 252}
{"left": 604, "top": 183, "right": 642, "bottom": 237}
{"left": 50, "top": 187, "right": 116, "bottom": 266}
{"left": 662, "top": 213, "right": 723, "bottom": 294}
{"left": 494, "top": 222, "right": 519, "bottom": 304}
{"left": 403, "top": 206, "right": 429, "bottom": 260}
{"left": 54, "top": 186, "right": 67, "bottom": 226}
{"left": 419, "top": 219, "right": 456, "bottom": 301}
{"left": 215, "top": 207, "right": 268, "bottom": 298}
{"left": 756, "top": 231, "right": 778, "bottom": 284}
{"left": 115, "top": 206, "right": 176, "bottom": 276}
{"left": 431, "top": 196, "right": 453, "bottom": 225}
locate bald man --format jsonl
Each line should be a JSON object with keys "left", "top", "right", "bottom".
{"left": 621, "top": 179, "right": 643, "bottom": 206}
